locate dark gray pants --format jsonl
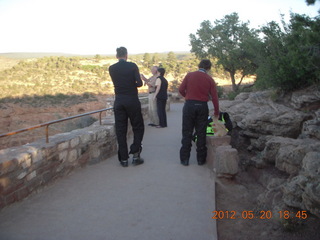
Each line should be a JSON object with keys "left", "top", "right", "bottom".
{"left": 180, "top": 100, "right": 208, "bottom": 163}
{"left": 157, "top": 98, "right": 167, "bottom": 127}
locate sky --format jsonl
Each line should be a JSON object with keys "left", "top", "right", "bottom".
{"left": 0, "top": 0, "right": 319, "bottom": 55}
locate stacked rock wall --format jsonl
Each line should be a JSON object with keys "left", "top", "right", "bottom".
{"left": 220, "top": 87, "right": 320, "bottom": 217}
{"left": 0, "top": 103, "right": 149, "bottom": 210}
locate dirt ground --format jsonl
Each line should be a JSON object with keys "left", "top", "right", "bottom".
{"left": 215, "top": 152, "right": 320, "bottom": 240}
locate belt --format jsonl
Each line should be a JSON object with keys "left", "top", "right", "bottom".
{"left": 185, "top": 100, "right": 207, "bottom": 105}
{"left": 149, "top": 91, "right": 155, "bottom": 94}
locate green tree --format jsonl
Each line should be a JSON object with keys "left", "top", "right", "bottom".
{"left": 152, "top": 53, "right": 160, "bottom": 66}
{"left": 189, "top": 12, "right": 260, "bottom": 91}
{"left": 166, "top": 51, "right": 177, "bottom": 73}
{"left": 94, "top": 54, "right": 101, "bottom": 62}
{"left": 255, "top": 13, "right": 320, "bottom": 91}
{"left": 306, "top": 0, "right": 318, "bottom": 4}
{"left": 143, "top": 53, "right": 151, "bottom": 68}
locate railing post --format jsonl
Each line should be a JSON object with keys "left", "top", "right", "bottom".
{"left": 46, "top": 125, "right": 49, "bottom": 143}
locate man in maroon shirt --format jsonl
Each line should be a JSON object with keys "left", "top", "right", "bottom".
{"left": 178, "top": 59, "right": 219, "bottom": 166}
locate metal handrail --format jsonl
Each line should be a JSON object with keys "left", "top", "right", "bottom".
{"left": 0, "top": 96, "right": 149, "bottom": 144}
{"left": 0, "top": 107, "right": 113, "bottom": 143}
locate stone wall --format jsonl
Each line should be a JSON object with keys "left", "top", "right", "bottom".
{"left": 0, "top": 103, "right": 149, "bottom": 210}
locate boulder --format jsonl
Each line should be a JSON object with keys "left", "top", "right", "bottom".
{"left": 282, "top": 175, "right": 308, "bottom": 209}
{"left": 300, "top": 109, "right": 320, "bottom": 140}
{"left": 301, "top": 151, "right": 320, "bottom": 178}
{"left": 302, "top": 183, "right": 320, "bottom": 218}
{"left": 220, "top": 91, "right": 311, "bottom": 139}
{"left": 280, "top": 152, "right": 320, "bottom": 217}
{"left": 290, "top": 87, "right": 320, "bottom": 110}
{"left": 255, "top": 136, "right": 320, "bottom": 175}
{"left": 257, "top": 177, "right": 287, "bottom": 211}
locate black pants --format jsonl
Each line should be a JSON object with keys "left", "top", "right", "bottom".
{"left": 180, "top": 100, "right": 208, "bottom": 163}
{"left": 114, "top": 95, "right": 144, "bottom": 161}
{"left": 157, "top": 98, "right": 167, "bottom": 127}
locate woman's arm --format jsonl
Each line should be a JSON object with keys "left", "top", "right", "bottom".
{"left": 153, "top": 78, "right": 161, "bottom": 100}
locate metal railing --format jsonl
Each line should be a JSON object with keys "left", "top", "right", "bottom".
{"left": 0, "top": 96, "right": 149, "bottom": 144}
{"left": 0, "top": 108, "right": 113, "bottom": 143}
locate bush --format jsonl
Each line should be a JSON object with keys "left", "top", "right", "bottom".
{"left": 226, "top": 91, "right": 239, "bottom": 100}
{"left": 217, "top": 85, "right": 224, "bottom": 98}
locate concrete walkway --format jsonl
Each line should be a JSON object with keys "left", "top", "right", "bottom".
{"left": 0, "top": 103, "right": 217, "bottom": 240}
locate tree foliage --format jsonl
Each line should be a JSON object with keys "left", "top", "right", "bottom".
{"left": 255, "top": 13, "right": 320, "bottom": 91}
{"left": 190, "top": 12, "right": 260, "bottom": 91}
{"left": 306, "top": 0, "right": 318, "bottom": 5}
{"left": 143, "top": 53, "right": 151, "bottom": 68}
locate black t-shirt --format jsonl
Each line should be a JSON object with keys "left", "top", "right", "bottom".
{"left": 109, "top": 60, "right": 142, "bottom": 95}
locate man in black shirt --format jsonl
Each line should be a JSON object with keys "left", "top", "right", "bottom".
{"left": 109, "top": 47, "right": 145, "bottom": 167}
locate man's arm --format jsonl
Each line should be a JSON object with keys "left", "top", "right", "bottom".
{"left": 178, "top": 74, "right": 188, "bottom": 97}
{"left": 141, "top": 74, "right": 148, "bottom": 82}
{"left": 210, "top": 79, "right": 220, "bottom": 117}
{"left": 134, "top": 64, "right": 143, "bottom": 87}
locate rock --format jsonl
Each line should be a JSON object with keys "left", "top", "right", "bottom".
{"left": 300, "top": 151, "right": 320, "bottom": 215}
{"left": 257, "top": 177, "right": 286, "bottom": 209}
{"left": 281, "top": 152, "right": 320, "bottom": 217}
{"left": 251, "top": 155, "right": 268, "bottom": 169}
{"left": 206, "top": 135, "right": 231, "bottom": 149}
{"left": 290, "top": 87, "right": 320, "bottom": 110}
{"left": 234, "top": 92, "right": 250, "bottom": 101}
{"left": 220, "top": 91, "right": 311, "bottom": 139}
{"left": 219, "top": 88, "right": 320, "bottom": 218}
{"left": 214, "top": 145, "right": 239, "bottom": 178}
{"left": 267, "top": 177, "right": 287, "bottom": 191}
{"left": 206, "top": 135, "right": 231, "bottom": 169}
{"left": 300, "top": 110, "right": 320, "bottom": 140}
{"left": 302, "top": 183, "right": 320, "bottom": 218}
{"left": 282, "top": 175, "right": 308, "bottom": 209}
{"left": 250, "top": 135, "right": 273, "bottom": 151}
{"left": 258, "top": 136, "right": 320, "bottom": 175}
{"left": 301, "top": 152, "right": 320, "bottom": 178}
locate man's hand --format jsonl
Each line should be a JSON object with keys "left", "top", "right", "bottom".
{"left": 212, "top": 114, "right": 219, "bottom": 120}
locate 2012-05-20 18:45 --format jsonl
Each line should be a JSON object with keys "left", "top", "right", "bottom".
{"left": 212, "top": 210, "right": 308, "bottom": 220}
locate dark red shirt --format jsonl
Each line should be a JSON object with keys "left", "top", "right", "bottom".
{"left": 179, "top": 70, "right": 219, "bottom": 116}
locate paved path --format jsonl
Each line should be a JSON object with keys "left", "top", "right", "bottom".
{"left": 0, "top": 103, "right": 217, "bottom": 240}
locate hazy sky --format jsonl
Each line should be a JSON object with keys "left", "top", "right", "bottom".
{"left": 0, "top": 0, "right": 319, "bottom": 55}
